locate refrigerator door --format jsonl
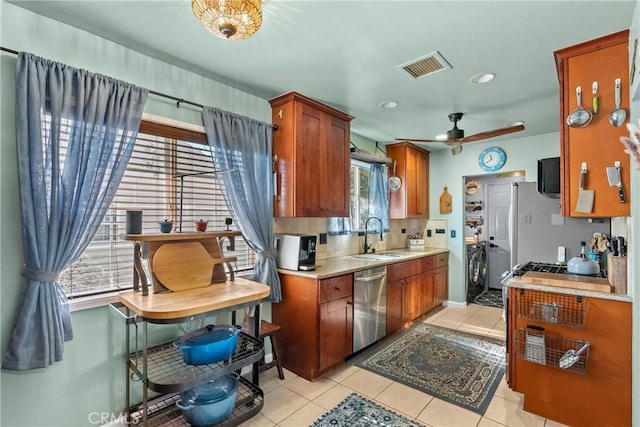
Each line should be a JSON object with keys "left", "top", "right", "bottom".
{"left": 515, "top": 182, "right": 610, "bottom": 265}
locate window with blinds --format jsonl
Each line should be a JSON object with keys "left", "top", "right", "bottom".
{"left": 61, "top": 120, "right": 255, "bottom": 299}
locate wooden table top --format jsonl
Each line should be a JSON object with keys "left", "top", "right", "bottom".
{"left": 118, "top": 277, "right": 270, "bottom": 320}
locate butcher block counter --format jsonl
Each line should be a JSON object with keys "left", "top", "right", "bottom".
{"left": 508, "top": 273, "right": 631, "bottom": 302}
{"left": 118, "top": 278, "right": 271, "bottom": 321}
{"left": 506, "top": 274, "right": 631, "bottom": 426}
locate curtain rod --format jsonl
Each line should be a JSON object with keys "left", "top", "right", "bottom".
{"left": 1, "top": 46, "right": 278, "bottom": 130}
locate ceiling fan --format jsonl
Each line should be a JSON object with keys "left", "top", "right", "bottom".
{"left": 396, "top": 112, "right": 525, "bottom": 155}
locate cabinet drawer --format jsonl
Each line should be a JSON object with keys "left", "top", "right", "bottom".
{"left": 436, "top": 253, "right": 449, "bottom": 268}
{"left": 387, "top": 259, "right": 421, "bottom": 282}
{"left": 319, "top": 274, "right": 353, "bottom": 303}
{"left": 421, "top": 256, "right": 436, "bottom": 271}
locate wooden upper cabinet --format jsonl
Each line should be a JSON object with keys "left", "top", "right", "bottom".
{"left": 554, "top": 30, "right": 631, "bottom": 217}
{"left": 269, "top": 92, "right": 353, "bottom": 217}
{"left": 387, "top": 142, "right": 430, "bottom": 219}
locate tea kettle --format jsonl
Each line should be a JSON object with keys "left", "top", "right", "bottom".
{"left": 567, "top": 241, "right": 600, "bottom": 275}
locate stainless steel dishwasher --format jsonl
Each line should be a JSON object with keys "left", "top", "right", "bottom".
{"left": 353, "top": 266, "right": 387, "bottom": 352}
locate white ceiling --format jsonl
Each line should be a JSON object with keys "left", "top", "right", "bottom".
{"left": 9, "top": 1, "right": 636, "bottom": 151}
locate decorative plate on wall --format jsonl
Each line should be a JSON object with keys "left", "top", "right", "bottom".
{"left": 465, "top": 179, "right": 481, "bottom": 195}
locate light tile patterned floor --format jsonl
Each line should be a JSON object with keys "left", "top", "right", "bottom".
{"left": 242, "top": 304, "right": 566, "bottom": 427}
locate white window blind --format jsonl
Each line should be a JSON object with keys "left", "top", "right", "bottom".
{"left": 60, "top": 120, "right": 254, "bottom": 299}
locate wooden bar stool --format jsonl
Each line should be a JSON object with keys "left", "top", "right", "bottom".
{"left": 258, "top": 320, "right": 285, "bottom": 380}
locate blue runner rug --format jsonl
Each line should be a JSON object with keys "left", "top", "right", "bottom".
{"left": 356, "top": 323, "right": 506, "bottom": 415}
{"left": 311, "top": 392, "right": 424, "bottom": 427}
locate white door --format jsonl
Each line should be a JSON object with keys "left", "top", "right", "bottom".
{"left": 487, "top": 183, "right": 512, "bottom": 288}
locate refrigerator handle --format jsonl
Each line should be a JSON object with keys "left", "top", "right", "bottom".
{"left": 509, "top": 183, "right": 518, "bottom": 269}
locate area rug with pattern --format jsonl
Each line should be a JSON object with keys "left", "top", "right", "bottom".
{"left": 355, "top": 323, "right": 506, "bottom": 415}
{"left": 311, "top": 392, "right": 424, "bottom": 427}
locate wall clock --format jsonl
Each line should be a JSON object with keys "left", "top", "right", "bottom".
{"left": 478, "top": 147, "right": 506, "bottom": 172}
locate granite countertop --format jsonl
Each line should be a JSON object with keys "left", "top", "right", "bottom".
{"left": 277, "top": 247, "right": 449, "bottom": 280}
{"left": 507, "top": 275, "right": 632, "bottom": 303}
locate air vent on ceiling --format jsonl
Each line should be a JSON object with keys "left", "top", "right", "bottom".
{"left": 398, "top": 51, "right": 453, "bottom": 79}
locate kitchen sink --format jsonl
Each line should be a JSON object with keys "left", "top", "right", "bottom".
{"left": 353, "top": 253, "right": 410, "bottom": 260}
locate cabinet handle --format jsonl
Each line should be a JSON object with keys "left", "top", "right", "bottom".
{"left": 346, "top": 300, "right": 353, "bottom": 305}
{"left": 334, "top": 286, "right": 341, "bottom": 291}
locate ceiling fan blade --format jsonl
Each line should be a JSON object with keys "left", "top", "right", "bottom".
{"left": 394, "top": 137, "right": 442, "bottom": 143}
{"left": 460, "top": 124, "right": 525, "bottom": 143}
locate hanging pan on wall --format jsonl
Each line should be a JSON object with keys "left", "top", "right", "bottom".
{"left": 567, "top": 86, "right": 593, "bottom": 128}
{"left": 389, "top": 161, "right": 402, "bottom": 191}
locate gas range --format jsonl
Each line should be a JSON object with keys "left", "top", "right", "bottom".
{"left": 512, "top": 262, "right": 568, "bottom": 276}
{"left": 513, "top": 261, "right": 604, "bottom": 278}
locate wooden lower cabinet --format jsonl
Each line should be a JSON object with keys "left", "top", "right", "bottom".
{"left": 272, "top": 273, "right": 353, "bottom": 381}
{"left": 386, "top": 278, "right": 404, "bottom": 335}
{"left": 274, "top": 252, "right": 449, "bottom": 380}
{"left": 402, "top": 274, "right": 423, "bottom": 324}
{"left": 386, "top": 252, "right": 448, "bottom": 335}
{"left": 507, "top": 287, "right": 631, "bottom": 426}
{"left": 433, "top": 267, "right": 448, "bottom": 307}
{"left": 433, "top": 253, "right": 449, "bottom": 307}
{"left": 420, "top": 271, "right": 435, "bottom": 314}
{"left": 319, "top": 296, "right": 353, "bottom": 371}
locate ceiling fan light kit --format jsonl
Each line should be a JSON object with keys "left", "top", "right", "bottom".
{"left": 192, "top": 0, "right": 262, "bottom": 40}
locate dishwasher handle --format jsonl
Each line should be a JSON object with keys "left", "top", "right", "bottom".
{"left": 355, "top": 272, "right": 386, "bottom": 282}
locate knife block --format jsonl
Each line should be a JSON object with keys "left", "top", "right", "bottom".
{"left": 607, "top": 253, "right": 627, "bottom": 294}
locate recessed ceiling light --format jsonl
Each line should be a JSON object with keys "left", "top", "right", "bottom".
{"left": 509, "top": 120, "right": 525, "bottom": 126}
{"left": 379, "top": 101, "right": 399, "bottom": 109}
{"left": 470, "top": 73, "right": 496, "bottom": 84}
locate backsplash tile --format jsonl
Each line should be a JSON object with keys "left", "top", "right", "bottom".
{"left": 274, "top": 218, "right": 428, "bottom": 260}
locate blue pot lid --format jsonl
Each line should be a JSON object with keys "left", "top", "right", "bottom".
{"left": 180, "top": 374, "right": 239, "bottom": 405}
{"left": 180, "top": 324, "right": 241, "bottom": 347}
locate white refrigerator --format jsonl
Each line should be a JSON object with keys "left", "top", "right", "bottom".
{"left": 510, "top": 182, "right": 610, "bottom": 267}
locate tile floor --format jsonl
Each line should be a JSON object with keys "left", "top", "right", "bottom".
{"left": 242, "top": 304, "right": 567, "bottom": 427}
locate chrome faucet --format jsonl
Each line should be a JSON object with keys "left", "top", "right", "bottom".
{"left": 363, "top": 216, "right": 383, "bottom": 254}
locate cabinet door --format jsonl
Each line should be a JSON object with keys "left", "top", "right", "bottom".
{"left": 387, "top": 142, "right": 430, "bottom": 219}
{"left": 319, "top": 296, "right": 353, "bottom": 370}
{"left": 434, "top": 266, "right": 448, "bottom": 307}
{"left": 323, "top": 115, "right": 350, "bottom": 217}
{"left": 421, "top": 270, "right": 435, "bottom": 314}
{"left": 406, "top": 146, "right": 429, "bottom": 218}
{"left": 295, "top": 102, "right": 325, "bottom": 216}
{"left": 386, "top": 279, "right": 403, "bottom": 335}
{"left": 402, "top": 275, "right": 422, "bottom": 323}
{"left": 556, "top": 30, "right": 630, "bottom": 217}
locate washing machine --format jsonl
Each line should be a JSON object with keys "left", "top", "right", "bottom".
{"left": 466, "top": 241, "right": 487, "bottom": 302}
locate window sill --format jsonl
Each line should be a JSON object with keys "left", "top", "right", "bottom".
{"left": 68, "top": 292, "right": 122, "bottom": 312}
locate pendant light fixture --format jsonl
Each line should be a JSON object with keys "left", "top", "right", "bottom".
{"left": 192, "top": 0, "right": 262, "bottom": 40}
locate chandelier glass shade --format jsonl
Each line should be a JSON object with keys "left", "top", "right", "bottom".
{"left": 192, "top": 0, "right": 262, "bottom": 40}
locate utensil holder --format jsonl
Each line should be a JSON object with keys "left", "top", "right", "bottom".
{"left": 607, "top": 253, "right": 627, "bottom": 294}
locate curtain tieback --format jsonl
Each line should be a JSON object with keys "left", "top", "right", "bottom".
{"left": 257, "top": 250, "right": 276, "bottom": 260}
{"left": 22, "top": 265, "right": 62, "bottom": 282}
